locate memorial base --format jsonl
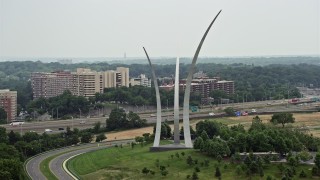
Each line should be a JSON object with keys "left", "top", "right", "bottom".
{"left": 149, "top": 144, "right": 192, "bottom": 152}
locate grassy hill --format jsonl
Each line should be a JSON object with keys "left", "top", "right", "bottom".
{"left": 67, "top": 141, "right": 313, "bottom": 180}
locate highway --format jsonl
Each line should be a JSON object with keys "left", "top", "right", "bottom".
{"left": 26, "top": 140, "right": 134, "bottom": 180}
{"left": 2, "top": 100, "right": 319, "bottom": 134}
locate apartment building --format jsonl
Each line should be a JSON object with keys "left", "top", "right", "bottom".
{"left": 0, "top": 89, "right": 17, "bottom": 122}
{"left": 213, "top": 80, "right": 235, "bottom": 95}
{"left": 31, "top": 67, "right": 129, "bottom": 99}
{"left": 160, "top": 75, "right": 234, "bottom": 104}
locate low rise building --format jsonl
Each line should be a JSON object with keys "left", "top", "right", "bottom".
{"left": 130, "top": 74, "right": 151, "bottom": 87}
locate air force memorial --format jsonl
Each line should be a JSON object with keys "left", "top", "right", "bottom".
{"left": 144, "top": 10, "right": 222, "bottom": 151}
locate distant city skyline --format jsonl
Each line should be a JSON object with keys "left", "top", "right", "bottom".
{"left": 0, "top": 0, "right": 319, "bottom": 58}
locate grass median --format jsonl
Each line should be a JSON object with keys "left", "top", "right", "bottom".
{"left": 40, "top": 153, "right": 61, "bottom": 180}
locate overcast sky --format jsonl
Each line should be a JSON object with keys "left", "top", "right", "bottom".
{"left": 0, "top": 0, "right": 319, "bottom": 58}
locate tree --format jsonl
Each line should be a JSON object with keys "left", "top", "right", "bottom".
{"left": 200, "top": 130, "right": 209, "bottom": 141}
{"left": 106, "top": 108, "right": 127, "bottom": 131}
{"left": 224, "top": 107, "right": 235, "bottom": 116}
{"left": 0, "top": 107, "right": 7, "bottom": 121}
{"left": 95, "top": 133, "right": 107, "bottom": 142}
{"left": 70, "top": 135, "right": 80, "bottom": 145}
{"left": 127, "top": 111, "right": 146, "bottom": 128}
{"left": 135, "top": 136, "right": 144, "bottom": 146}
{"left": 270, "top": 113, "right": 295, "bottom": 127}
{"left": 315, "top": 153, "right": 320, "bottom": 169}
{"left": 0, "top": 127, "right": 8, "bottom": 143}
{"left": 196, "top": 120, "right": 221, "bottom": 138}
{"left": 8, "top": 130, "right": 21, "bottom": 145}
{"left": 187, "top": 156, "right": 193, "bottom": 166}
{"left": 93, "top": 122, "right": 101, "bottom": 133}
{"left": 153, "top": 122, "right": 172, "bottom": 139}
{"left": 81, "top": 132, "right": 93, "bottom": 143}
{"left": 193, "top": 137, "right": 204, "bottom": 150}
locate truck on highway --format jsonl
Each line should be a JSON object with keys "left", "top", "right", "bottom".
{"left": 9, "top": 121, "right": 24, "bottom": 126}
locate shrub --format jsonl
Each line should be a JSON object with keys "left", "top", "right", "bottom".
{"left": 181, "top": 152, "right": 185, "bottom": 157}
{"left": 298, "top": 150, "right": 313, "bottom": 162}
{"left": 192, "top": 172, "right": 199, "bottom": 180}
{"left": 299, "top": 170, "right": 307, "bottom": 178}
{"left": 187, "top": 156, "right": 193, "bottom": 166}
{"left": 141, "top": 167, "right": 149, "bottom": 175}
{"left": 215, "top": 167, "right": 221, "bottom": 179}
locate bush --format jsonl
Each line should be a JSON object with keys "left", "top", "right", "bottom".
{"left": 299, "top": 170, "right": 307, "bottom": 178}
{"left": 187, "top": 156, "right": 193, "bottom": 166}
{"left": 141, "top": 167, "right": 149, "bottom": 175}
{"left": 181, "top": 152, "right": 185, "bottom": 157}
{"left": 298, "top": 150, "right": 313, "bottom": 162}
{"left": 224, "top": 107, "right": 235, "bottom": 116}
{"left": 215, "top": 167, "right": 221, "bottom": 179}
{"left": 155, "top": 159, "right": 160, "bottom": 168}
{"left": 95, "top": 133, "right": 107, "bottom": 142}
{"left": 236, "top": 165, "right": 242, "bottom": 175}
{"left": 192, "top": 172, "right": 199, "bottom": 180}
{"left": 160, "top": 170, "right": 168, "bottom": 176}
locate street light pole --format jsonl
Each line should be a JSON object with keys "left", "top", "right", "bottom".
{"left": 78, "top": 108, "right": 81, "bottom": 119}
{"left": 56, "top": 107, "right": 59, "bottom": 120}
{"left": 71, "top": 116, "right": 74, "bottom": 130}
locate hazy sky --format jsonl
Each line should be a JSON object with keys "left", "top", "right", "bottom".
{"left": 0, "top": 0, "right": 319, "bottom": 58}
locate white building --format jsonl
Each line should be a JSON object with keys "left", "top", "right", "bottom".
{"left": 130, "top": 74, "right": 151, "bottom": 87}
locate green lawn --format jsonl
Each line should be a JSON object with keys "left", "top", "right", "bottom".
{"left": 68, "top": 142, "right": 314, "bottom": 180}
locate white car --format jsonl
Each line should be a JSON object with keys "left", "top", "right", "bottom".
{"left": 209, "top": 113, "right": 215, "bottom": 116}
{"left": 44, "top": 129, "right": 53, "bottom": 132}
{"left": 251, "top": 109, "right": 257, "bottom": 113}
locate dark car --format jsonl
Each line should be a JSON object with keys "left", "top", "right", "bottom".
{"left": 58, "top": 127, "right": 64, "bottom": 131}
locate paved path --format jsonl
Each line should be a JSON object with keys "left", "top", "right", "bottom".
{"left": 26, "top": 140, "right": 133, "bottom": 180}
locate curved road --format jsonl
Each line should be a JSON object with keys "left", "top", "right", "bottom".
{"left": 26, "top": 140, "right": 133, "bottom": 180}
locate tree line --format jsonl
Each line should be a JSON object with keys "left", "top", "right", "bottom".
{"left": 0, "top": 60, "right": 318, "bottom": 113}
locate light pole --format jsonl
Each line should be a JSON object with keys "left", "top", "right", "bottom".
{"left": 71, "top": 116, "right": 74, "bottom": 130}
{"left": 56, "top": 107, "right": 59, "bottom": 120}
{"left": 78, "top": 108, "right": 81, "bottom": 119}
{"left": 20, "top": 123, "right": 22, "bottom": 135}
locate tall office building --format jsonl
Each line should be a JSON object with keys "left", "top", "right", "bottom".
{"left": 116, "top": 67, "right": 129, "bottom": 87}
{"left": 31, "top": 67, "right": 129, "bottom": 99}
{"left": 0, "top": 89, "right": 17, "bottom": 122}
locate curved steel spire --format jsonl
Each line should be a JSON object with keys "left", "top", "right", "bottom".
{"left": 183, "top": 10, "right": 222, "bottom": 147}
{"left": 143, "top": 47, "right": 162, "bottom": 147}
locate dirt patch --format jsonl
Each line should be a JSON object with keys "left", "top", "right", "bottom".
{"left": 103, "top": 113, "right": 320, "bottom": 141}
